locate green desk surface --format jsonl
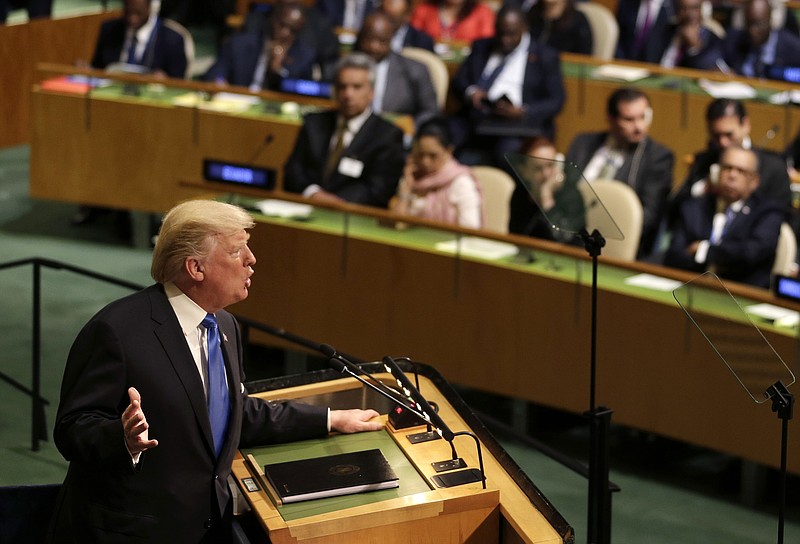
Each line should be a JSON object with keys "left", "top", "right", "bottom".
{"left": 241, "top": 430, "right": 431, "bottom": 522}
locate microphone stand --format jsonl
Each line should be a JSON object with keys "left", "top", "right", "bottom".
{"left": 767, "top": 381, "right": 794, "bottom": 544}
{"left": 578, "top": 228, "right": 614, "bottom": 544}
{"left": 322, "top": 346, "right": 486, "bottom": 489}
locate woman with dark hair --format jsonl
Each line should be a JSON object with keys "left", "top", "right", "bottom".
{"left": 409, "top": 0, "right": 495, "bottom": 42}
{"left": 527, "top": 0, "right": 593, "bottom": 55}
{"left": 393, "top": 118, "right": 483, "bottom": 228}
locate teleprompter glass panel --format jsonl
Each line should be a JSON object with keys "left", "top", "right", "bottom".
{"left": 504, "top": 152, "right": 624, "bottom": 243}
{"left": 673, "top": 272, "right": 795, "bottom": 403}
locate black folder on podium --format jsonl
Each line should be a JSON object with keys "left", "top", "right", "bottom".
{"left": 263, "top": 448, "right": 399, "bottom": 504}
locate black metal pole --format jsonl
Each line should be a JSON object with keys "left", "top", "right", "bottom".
{"left": 32, "top": 261, "right": 43, "bottom": 452}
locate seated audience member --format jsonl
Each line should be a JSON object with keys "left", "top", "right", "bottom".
{"left": 91, "top": 0, "right": 188, "bottom": 79}
{"left": 671, "top": 98, "right": 791, "bottom": 221}
{"left": 721, "top": 0, "right": 800, "bottom": 79}
{"left": 381, "top": 0, "right": 435, "bottom": 51}
{"left": 508, "top": 137, "right": 585, "bottom": 242}
{"left": 241, "top": 0, "right": 340, "bottom": 81}
{"left": 393, "top": 118, "right": 483, "bottom": 228}
{"left": 410, "top": 0, "right": 496, "bottom": 42}
{"left": 615, "top": 0, "right": 676, "bottom": 63}
{"left": 660, "top": 0, "right": 724, "bottom": 70}
{"left": 284, "top": 53, "right": 405, "bottom": 207}
{"left": 665, "top": 147, "right": 783, "bottom": 288}
{"left": 527, "top": 0, "right": 593, "bottom": 55}
{"left": 204, "top": 2, "right": 314, "bottom": 91}
{"left": 0, "top": 0, "right": 51, "bottom": 24}
{"left": 450, "top": 6, "right": 565, "bottom": 167}
{"left": 566, "top": 88, "right": 674, "bottom": 258}
{"left": 316, "top": 0, "right": 377, "bottom": 32}
{"left": 355, "top": 12, "right": 439, "bottom": 128}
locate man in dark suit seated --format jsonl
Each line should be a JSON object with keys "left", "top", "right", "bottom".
{"left": 659, "top": 0, "right": 723, "bottom": 70}
{"left": 450, "top": 6, "right": 565, "bottom": 168}
{"left": 721, "top": 0, "right": 800, "bottom": 79}
{"left": 666, "top": 147, "right": 783, "bottom": 288}
{"left": 671, "top": 98, "right": 791, "bottom": 223}
{"left": 615, "top": 0, "right": 676, "bottom": 63}
{"left": 355, "top": 11, "right": 439, "bottom": 128}
{"left": 380, "top": 0, "right": 435, "bottom": 52}
{"left": 91, "top": 0, "right": 188, "bottom": 79}
{"left": 204, "top": 2, "right": 315, "bottom": 91}
{"left": 48, "top": 199, "right": 381, "bottom": 543}
{"left": 565, "top": 87, "right": 674, "bottom": 258}
{"left": 240, "top": 0, "right": 341, "bottom": 82}
{"left": 284, "top": 53, "right": 406, "bottom": 207}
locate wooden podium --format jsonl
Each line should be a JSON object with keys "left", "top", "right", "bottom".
{"left": 231, "top": 363, "right": 573, "bottom": 543}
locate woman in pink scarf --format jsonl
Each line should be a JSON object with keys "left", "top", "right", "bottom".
{"left": 394, "top": 118, "right": 483, "bottom": 228}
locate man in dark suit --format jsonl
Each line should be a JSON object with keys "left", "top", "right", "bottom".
{"left": 380, "top": 0, "right": 435, "bottom": 52}
{"left": 91, "top": 0, "right": 188, "bottom": 79}
{"left": 204, "top": 2, "right": 316, "bottom": 91}
{"left": 284, "top": 52, "right": 405, "bottom": 207}
{"left": 670, "top": 98, "right": 791, "bottom": 222}
{"left": 355, "top": 11, "right": 438, "bottom": 128}
{"left": 48, "top": 200, "right": 381, "bottom": 543}
{"left": 721, "top": 0, "right": 800, "bottom": 79}
{"left": 659, "top": 0, "right": 723, "bottom": 70}
{"left": 240, "top": 0, "right": 341, "bottom": 82}
{"left": 450, "top": 6, "right": 565, "bottom": 167}
{"left": 615, "top": 0, "right": 675, "bottom": 63}
{"left": 566, "top": 87, "right": 674, "bottom": 258}
{"left": 666, "top": 147, "right": 783, "bottom": 288}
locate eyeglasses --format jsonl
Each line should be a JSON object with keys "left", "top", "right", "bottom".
{"left": 719, "top": 163, "right": 756, "bottom": 177}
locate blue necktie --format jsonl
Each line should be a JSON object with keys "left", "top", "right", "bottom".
{"left": 126, "top": 35, "right": 138, "bottom": 64}
{"left": 203, "top": 314, "right": 230, "bottom": 457}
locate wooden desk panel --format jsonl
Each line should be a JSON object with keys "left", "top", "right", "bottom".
{"left": 0, "top": 10, "right": 117, "bottom": 147}
{"left": 30, "top": 87, "right": 303, "bottom": 212}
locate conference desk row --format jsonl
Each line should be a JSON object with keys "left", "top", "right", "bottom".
{"left": 29, "top": 53, "right": 800, "bottom": 213}
{"left": 185, "top": 192, "right": 800, "bottom": 477}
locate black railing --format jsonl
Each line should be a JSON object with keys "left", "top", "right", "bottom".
{"left": 0, "top": 258, "right": 144, "bottom": 451}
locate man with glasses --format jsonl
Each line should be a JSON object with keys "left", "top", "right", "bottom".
{"left": 665, "top": 146, "right": 783, "bottom": 288}
{"left": 669, "top": 98, "right": 791, "bottom": 223}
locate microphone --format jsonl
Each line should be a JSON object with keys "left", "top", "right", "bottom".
{"left": 247, "top": 133, "right": 275, "bottom": 164}
{"left": 320, "top": 344, "right": 417, "bottom": 417}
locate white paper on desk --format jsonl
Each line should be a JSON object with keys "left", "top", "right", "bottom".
{"left": 592, "top": 64, "right": 651, "bottom": 82}
{"left": 744, "top": 302, "right": 799, "bottom": 323}
{"left": 698, "top": 79, "right": 756, "bottom": 99}
{"left": 434, "top": 237, "right": 519, "bottom": 260}
{"left": 253, "top": 199, "right": 313, "bottom": 218}
{"left": 623, "top": 273, "right": 683, "bottom": 292}
{"left": 768, "top": 90, "right": 800, "bottom": 105}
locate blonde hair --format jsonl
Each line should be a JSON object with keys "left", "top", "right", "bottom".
{"left": 151, "top": 200, "right": 255, "bottom": 284}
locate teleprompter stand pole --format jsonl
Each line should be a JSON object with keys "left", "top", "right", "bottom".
{"left": 579, "top": 228, "right": 614, "bottom": 544}
{"left": 767, "top": 381, "right": 794, "bottom": 544}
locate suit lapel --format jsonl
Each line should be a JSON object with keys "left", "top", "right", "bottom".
{"left": 147, "top": 287, "right": 217, "bottom": 457}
